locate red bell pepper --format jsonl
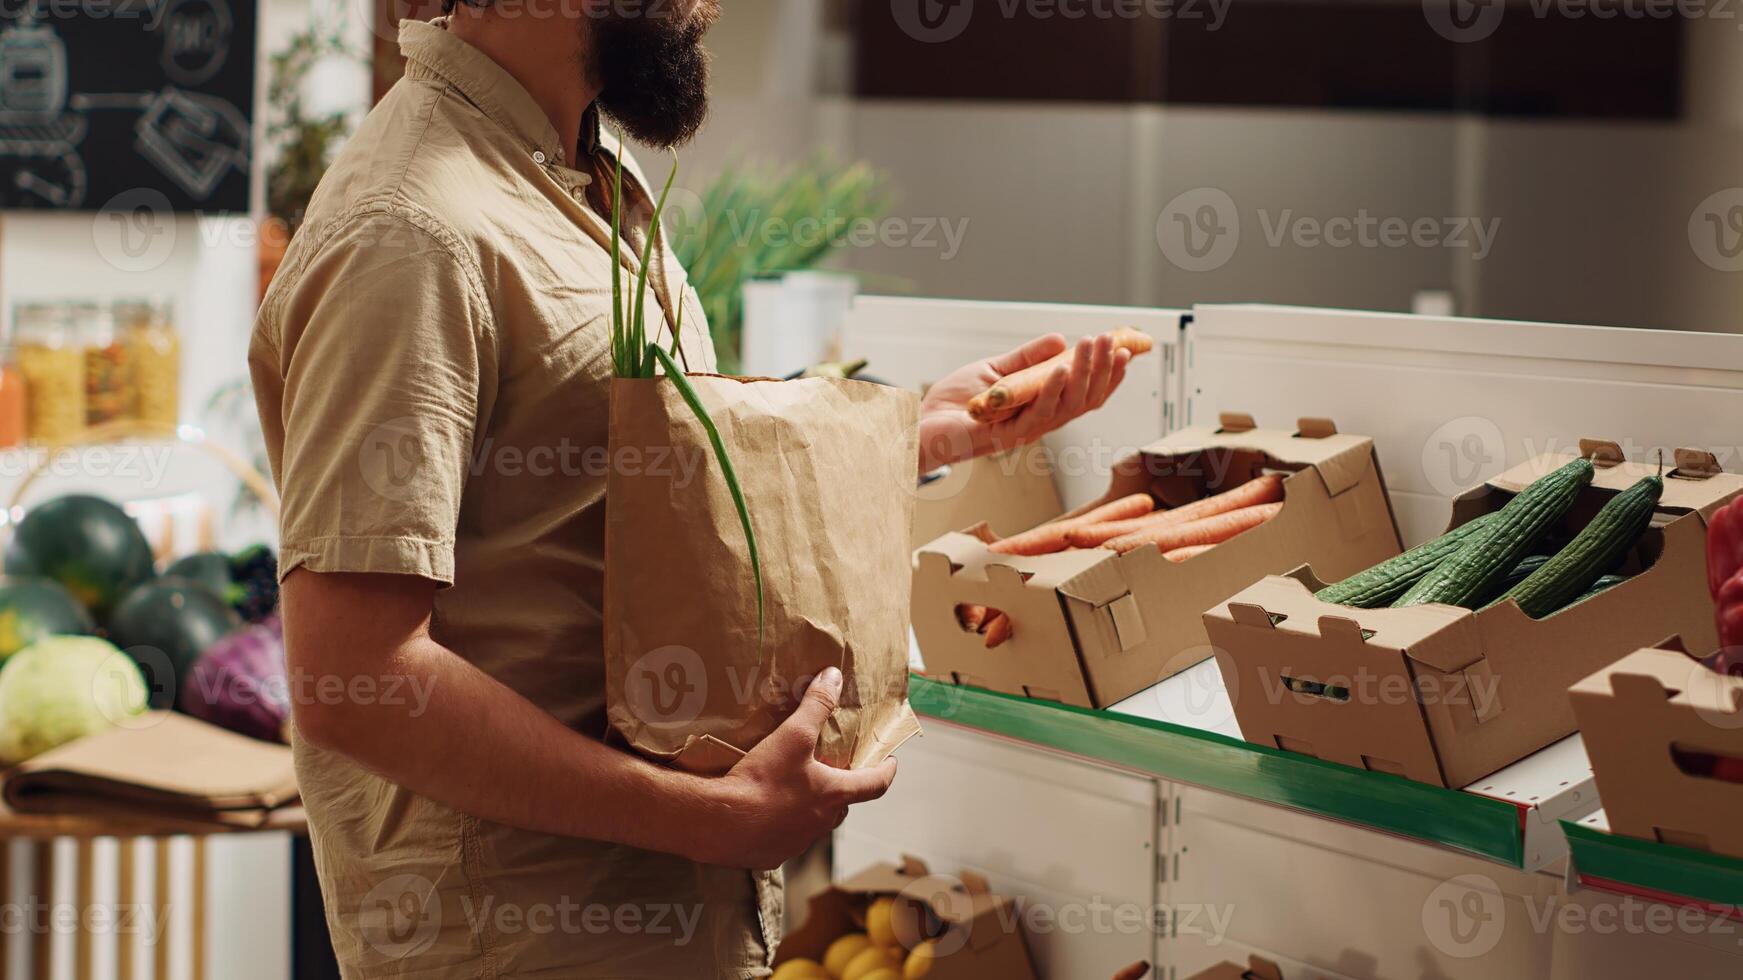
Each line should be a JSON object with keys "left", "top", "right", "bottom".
{"left": 1711, "top": 496, "right": 1743, "bottom": 653}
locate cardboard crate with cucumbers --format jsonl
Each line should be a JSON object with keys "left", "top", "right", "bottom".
{"left": 772, "top": 857, "right": 1038, "bottom": 980}
{"left": 1185, "top": 956, "right": 1285, "bottom": 980}
{"left": 1205, "top": 441, "right": 1743, "bottom": 788}
{"left": 912, "top": 414, "right": 1403, "bottom": 708}
{"left": 1570, "top": 642, "right": 1743, "bottom": 860}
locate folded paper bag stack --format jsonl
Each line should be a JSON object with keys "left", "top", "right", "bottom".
{"left": 2, "top": 712, "right": 299, "bottom": 833}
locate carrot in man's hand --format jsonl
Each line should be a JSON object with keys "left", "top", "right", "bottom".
{"left": 967, "top": 328, "right": 1154, "bottom": 422}
{"left": 955, "top": 603, "right": 989, "bottom": 631}
{"left": 1067, "top": 473, "right": 1284, "bottom": 548}
{"left": 990, "top": 492, "right": 1156, "bottom": 556}
{"left": 1107, "top": 502, "right": 1282, "bottom": 555}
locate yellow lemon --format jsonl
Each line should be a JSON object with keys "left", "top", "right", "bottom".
{"left": 842, "top": 946, "right": 900, "bottom": 980}
{"left": 903, "top": 940, "right": 936, "bottom": 979}
{"left": 824, "top": 934, "right": 872, "bottom": 978}
{"left": 866, "top": 896, "right": 899, "bottom": 949}
{"left": 772, "top": 959, "right": 830, "bottom": 980}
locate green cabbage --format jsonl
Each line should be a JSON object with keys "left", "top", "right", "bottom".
{"left": 0, "top": 635, "right": 148, "bottom": 765}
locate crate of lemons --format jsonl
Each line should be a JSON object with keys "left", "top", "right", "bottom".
{"left": 773, "top": 858, "right": 1038, "bottom": 980}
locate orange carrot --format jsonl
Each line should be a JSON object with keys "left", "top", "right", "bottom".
{"left": 1108, "top": 502, "right": 1282, "bottom": 555}
{"left": 1163, "top": 544, "right": 1216, "bottom": 563}
{"left": 968, "top": 328, "right": 1155, "bottom": 422}
{"left": 1068, "top": 473, "right": 1284, "bottom": 548}
{"left": 990, "top": 492, "right": 1156, "bottom": 556}
{"left": 983, "top": 612, "right": 1012, "bottom": 648}
{"left": 956, "top": 603, "right": 988, "bottom": 631}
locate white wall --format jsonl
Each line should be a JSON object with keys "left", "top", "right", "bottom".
{"left": 682, "top": 3, "right": 1743, "bottom": 336}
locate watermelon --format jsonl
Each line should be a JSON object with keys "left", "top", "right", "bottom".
{"left": 107, "top": 578, "right": 241, "bottom": 709}
{"left": 163, "top": 546, "right": 279, "bottom": 623}
{"left": 5, "top": 495, "right": 154, "bottom": 620}
{"left": 0, "top": 577, "right": 96, "bottom": 660}
{"left": 165, "top": 552, "right": 234, "bottom": 598}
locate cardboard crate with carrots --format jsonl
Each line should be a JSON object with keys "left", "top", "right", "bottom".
{"left": 1185, "top": 956, "right": 1285, "bottom": 980}
{"left": 1571, "top": 642, "right": 1743, "bottom": 860}
{"left": 1205, "top": 442, "right": 1743, "bottom": 788}
{"left": 773, "top": 857, "right": 1038, "bottom": 980}
{"left": 912, "top": 414, "right": 1403, "bottom": 708}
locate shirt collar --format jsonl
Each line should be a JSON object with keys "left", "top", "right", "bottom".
{"left": 400, "top": 17, "right": 599, "bottom": 169}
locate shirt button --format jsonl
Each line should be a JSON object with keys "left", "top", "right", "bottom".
{"left": 533, "top": 150, "right": 547, "bottom": 165}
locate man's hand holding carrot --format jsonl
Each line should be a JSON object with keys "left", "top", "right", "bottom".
{"left": 917, "top": 331, "right": 1144, "bottom": 474}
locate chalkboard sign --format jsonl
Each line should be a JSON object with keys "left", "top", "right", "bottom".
{"left": 0, "top": 0, "right": 256, "bottom": 213}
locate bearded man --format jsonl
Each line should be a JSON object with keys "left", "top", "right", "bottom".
{"left": 250, "top": 2, "right": 1134, "bottom": 976}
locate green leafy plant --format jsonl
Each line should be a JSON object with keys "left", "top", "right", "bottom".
{"left": 265, "top": 26, "right": 358, "bottom": 229}
{"left": 611, "top": 147, "right": 763, "bottom": 648}
{"left": 672, "top": 158, "right": 892, "bottom": 373}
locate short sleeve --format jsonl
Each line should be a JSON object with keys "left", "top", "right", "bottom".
{"left": 267, "top": 210, "right": 496, "bottom": 585}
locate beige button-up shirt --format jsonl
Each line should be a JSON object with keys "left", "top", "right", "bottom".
{"left": 250, "top": 19, "right": 780, "bottom": 979}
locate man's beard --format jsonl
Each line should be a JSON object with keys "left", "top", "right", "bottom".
{"left": 591, "top": 9, "right": 712, "bottom": 149}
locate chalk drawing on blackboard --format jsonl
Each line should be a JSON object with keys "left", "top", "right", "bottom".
{"left": 158, "top": 0, "right": 233, "bottom": 87}
{"left": 0, "top": 11, "right": 250, "bottom": 208}
{"left": 74, "top": 89, "right": 249, "bottom": 200}
{"left": 0, "top": 19, "right": 91, "bottom": 207}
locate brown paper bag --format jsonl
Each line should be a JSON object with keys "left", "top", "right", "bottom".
{"left": 3, "top": 712, "right": 298, "bottom": 829}
{"left": 605, "top": 372, "right": 923, "bottom": 774}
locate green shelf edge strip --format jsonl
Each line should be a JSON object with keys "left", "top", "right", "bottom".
{"left": 910, "top": 675, "right": 1524, "bottom": 866}
{"left": 1564, "top": 820, "right": 1743, "bottom": 906}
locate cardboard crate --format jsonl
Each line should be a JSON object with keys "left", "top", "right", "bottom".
{"left": 912, "top": 414, "right": 1402, "bottom": 708}
{"left": 1185, "top": 956, "right": 1285, "bottom": 980}
{"left": 776, "top": 857, "right": 1037, "bottom": 980}
{"left": 1205, "top": 444, "right": 1743, "bottom": 788}
{"left": 1571, "top": 643, "right": 1743, "bottom": 859}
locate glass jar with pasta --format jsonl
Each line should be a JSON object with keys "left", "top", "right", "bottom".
{"left": 116, "top": 298, "right": 179, "bottom": 427}
{"left": 76, "top": 301, "right": 133, "bottom": 427}
{"left": 13, "top": 301, "right": 84, "bottom": 444}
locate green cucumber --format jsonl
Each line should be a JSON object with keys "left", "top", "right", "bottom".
{"left": 1489, "top": 474, "right": 1662, "bottom": 618}
{"left": 1315, "top": 513, "right": 1498, "bottom": 608}
{"left": 1498, "top": 554, "right": 1553, "bottom": 593}
{"left": 1394, "top": 456, "right": 1595, "bottom": 609}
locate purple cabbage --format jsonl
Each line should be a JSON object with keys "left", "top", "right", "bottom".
{"left": 179, "top": 614, "right": 288, "bottom": 743}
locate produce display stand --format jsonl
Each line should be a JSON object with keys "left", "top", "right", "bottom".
{"left": 0, "top": 801, "right": 307, "bottom": 980}
{"left": 0, "top": 422, "right": 317, "bottom": 980}
{"left": 839, "top": 298, "right": 1743, "bottom": 979}
{"left": 1564, "top": 811, "right": 1743, "bottom": 916}
{"left": 912, "top": 664, "right": 1598, "bottom": 871}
